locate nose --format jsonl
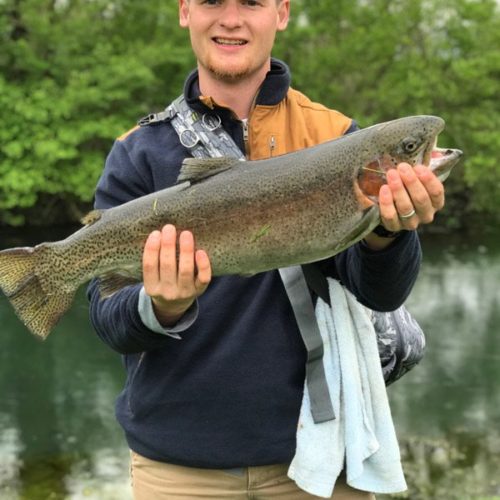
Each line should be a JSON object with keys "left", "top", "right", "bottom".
{"left": 218, "top": 2, "right": 243, "bottom": 29}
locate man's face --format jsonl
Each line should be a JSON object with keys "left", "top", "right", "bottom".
{"left": 179, "top": 0, "right": 290, "bottom": 84}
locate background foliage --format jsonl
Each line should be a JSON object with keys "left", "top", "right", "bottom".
{"left": 0, "top": 0, "right": 498, "bottom": 226}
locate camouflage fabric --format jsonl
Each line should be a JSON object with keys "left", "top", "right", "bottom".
{"left": 370, "top": 307, "right": 426, "bottom": 385}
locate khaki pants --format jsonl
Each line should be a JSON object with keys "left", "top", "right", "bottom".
{"left": 130, "top": 451, "right": 376, "bottom": 499}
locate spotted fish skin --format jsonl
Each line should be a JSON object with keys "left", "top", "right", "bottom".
{"left": 0, "top": 116, "right": 462, "bottom": 338}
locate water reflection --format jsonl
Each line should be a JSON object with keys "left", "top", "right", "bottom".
{"left": 384, "top": 235, "right": 500, "bottom": 499}
{"left": 0, "top": 231, "right": 499, "bottom": 499}
{"left": 392, "top": 244, "right": 500, "bottom": 436}
{"left": 0, "top": 285, "right": 131, "bottom": 499}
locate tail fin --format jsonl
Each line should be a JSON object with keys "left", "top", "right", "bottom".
{"left": 0, "top": 246, "right": 76, "bottom": 339}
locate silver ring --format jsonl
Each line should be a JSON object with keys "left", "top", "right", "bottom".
{"left": 399, "top": 209, "right": 416, "bottom": 220}
{"left": 179, "top": 128, "right": 199, "bottom": 148}
{"left": 202, "top": 113, "right": 221, "bottom": 131}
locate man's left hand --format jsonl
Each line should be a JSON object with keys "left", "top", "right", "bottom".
{"left": 364, "top": 163, "right": 445, "bottom": 249}
{"left": 380, "top": 162, "right": 445, "bottom": 231}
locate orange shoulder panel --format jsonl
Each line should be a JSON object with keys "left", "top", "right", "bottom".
{"left": 117, "top": 125, "right": 140, "bottom": 142}
{"left": 248, "top": 88, "right": 352, "bottom": 160}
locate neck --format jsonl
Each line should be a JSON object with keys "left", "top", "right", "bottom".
{"left": 197, "top": 61, "right": 271, "bottom": 119}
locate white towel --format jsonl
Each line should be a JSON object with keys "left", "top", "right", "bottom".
{"left": 288, "top": 279, "right": 407, "bottom": 498}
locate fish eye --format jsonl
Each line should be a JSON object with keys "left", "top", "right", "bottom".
{"left": 402, "top": 137, "right": 419, "bottom": 153}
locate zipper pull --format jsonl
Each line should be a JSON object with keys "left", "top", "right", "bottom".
{"left": 269, "top": 135, "right": 276, "bottom": 157}
{"left": 242, "top": 120, "right": 249, "bottom": 157}
{"left": 242, "top": 120, "right": 249, "bottom": 143}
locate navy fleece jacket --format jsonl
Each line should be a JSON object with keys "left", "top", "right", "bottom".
{"left": 87, "top": 60, "right": 421, "bottom": 468}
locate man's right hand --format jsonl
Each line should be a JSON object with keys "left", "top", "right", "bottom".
{"left": 143, "top": 224, "right": 212, "bottom": 327}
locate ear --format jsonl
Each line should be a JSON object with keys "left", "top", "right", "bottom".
{"left": 179, "top": 0, "right": 189, "bottom": 28}
{"left": 277, "top": 0, "right": 290, "bottom": 31}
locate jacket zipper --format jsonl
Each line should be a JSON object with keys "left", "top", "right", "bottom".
{"left": 242, "top": 121, "right": 276, "bottom": 159}
{"left": 242, "top": 120, "right": 249, "bottom": 155}
{"left": 269, "top": 135, "right": 276, "bottom": 157}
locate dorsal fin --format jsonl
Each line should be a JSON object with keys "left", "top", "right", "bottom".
{"left": 176, "top": 157, "right": 242, "bottom": 184}
{"left": 81, "top": 209, "right": 103, "bottom": 226}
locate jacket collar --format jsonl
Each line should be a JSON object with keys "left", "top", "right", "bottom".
{"left": 184, "top": 58, "right": 291, "bottom": 114}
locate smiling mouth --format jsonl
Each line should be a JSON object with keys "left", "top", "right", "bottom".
{"left": 213, "top": 37, "right": 247, "bottom": 46}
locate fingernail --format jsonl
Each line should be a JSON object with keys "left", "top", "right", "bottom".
{"left": 386, "top": 169, "right": 399, "bottom": 181}
{"left": 179, "top": 230, "right": 192, "bottom": 243}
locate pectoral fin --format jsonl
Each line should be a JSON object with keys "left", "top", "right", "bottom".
{"left": 331, "top": 206, "right": 381, "bottom": 255}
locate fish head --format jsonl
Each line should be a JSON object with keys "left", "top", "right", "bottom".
{"left": 357, "top": 115, "right": 463, "bottom": 200}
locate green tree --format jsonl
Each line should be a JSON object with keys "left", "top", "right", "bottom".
{"left": 0, "top": 0, "right": 498, "bottom": 226}
{"left": 0, "top": 0, "right": 193, "bottom": 225}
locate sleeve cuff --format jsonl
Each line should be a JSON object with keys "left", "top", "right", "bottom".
{"left": 138, "top": 287, "right": 198, "bottom": 339}
{"left": 360, "top": 229, "right": 414, "bottom": 254}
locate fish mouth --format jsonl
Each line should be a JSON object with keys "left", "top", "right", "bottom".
{"left": 428, "top": 146, "right": 463, "bottom": 181}
{"left": 420, "top": 137, "right": 436, "bottom": 167}
{"left": 411, "top": 133, "right": 463, "bottom": 176}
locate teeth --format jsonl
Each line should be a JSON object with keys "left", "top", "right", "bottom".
{"left": 215, "top": 38, "right": 246, "bottom": 46}
{"left": 422, "top": 137, "right": 437, "bottom": 167}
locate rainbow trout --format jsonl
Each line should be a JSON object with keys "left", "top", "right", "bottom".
{"left": 0, "top": 116, "right": 462, "bottom": 338}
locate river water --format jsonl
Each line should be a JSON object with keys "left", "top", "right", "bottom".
{"left": 0, "top": 228, "right": 499, "bottom": 500}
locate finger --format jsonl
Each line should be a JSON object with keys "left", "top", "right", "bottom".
{"left": 386, "top": 168, "right": 417, "bottom": 229}
{"left": 159, "top": 224, "right": 178, "bottom": 285}
{"left": 194, "top": 249, "right": 212, "bottom": 294}
{"left": 378, "top": 184, "right": 400, "bottom": 231}
{"left": 177, "top": 230, "right": 196, "bottom": 290}
{"left": 414, "top": 165, "right": 445, "bottom": 210}
{"left": 398, "top": 163, "right": 437, "bottom": 225}
{"left": 143, "top": 230, "right": 161, "bottom": 290}
{"left": 388, "top": 163, "right": 418, "bottom": 225}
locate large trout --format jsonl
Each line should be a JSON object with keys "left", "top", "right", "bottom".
{"left": 0, "top": 116, "right": 462, "bottom": 338}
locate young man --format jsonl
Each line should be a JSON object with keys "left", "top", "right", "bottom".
{"left": 88, "top": 1, "right": 445, "bottom": 498}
